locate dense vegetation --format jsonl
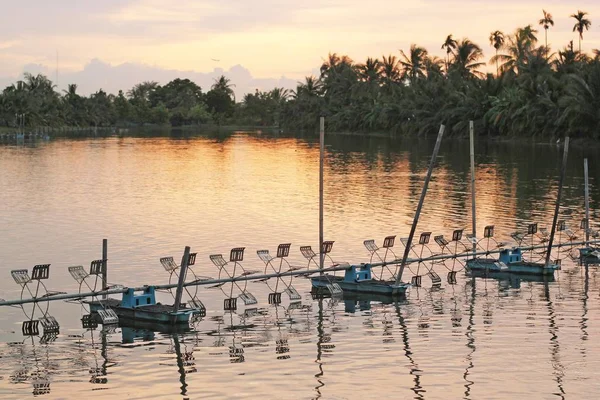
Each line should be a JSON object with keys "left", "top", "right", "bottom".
{"left": 1, "top": 10, "right": 599, "bottom": 139}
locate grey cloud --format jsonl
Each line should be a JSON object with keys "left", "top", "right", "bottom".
{"left": 0, "top": 58, "right": 301, "bottom": 100}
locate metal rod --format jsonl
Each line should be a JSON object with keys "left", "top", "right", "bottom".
{"left": 319, "top": 116, "right": 325, "bottom": 272}
{"left": 404, "top": 240, "right": 595, "bottom": 264}
{"left": 396, "top": 125, "right": 445, "bottom": 284}
{"left": 545, "top": 137, "right": 569, "bottom": 266}
{"left": 2, "top": 238, "right": 599, "bottom": 308}
{"left": 584, "top": 158, "right": 590, "bottom": 246}
{"left": 0, "top": 264, "right": 351, "bottom": 307}
{"left": 469, "top": 121, "right": 477, "bottom": 256}
{"left": 173, "top": 246, "right": 190, "bottom": 313}
{"left": 102, "top": 239, "right": 108, "bottom": 300}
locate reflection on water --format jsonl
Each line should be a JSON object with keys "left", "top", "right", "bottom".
{"left": 1, "top": 271, "right": 600, "bottom": 399}
{"left": 1, "top": 132, "right": 600, "bottom": 398}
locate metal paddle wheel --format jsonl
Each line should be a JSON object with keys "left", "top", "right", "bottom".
{"left": 301, "top": 240, "right": 345, "bottom": 296}
{"left": 402, "top": 232, "right": 439, "bottom": 287}
{"left": 209, "top": 247, "right": 259, "bottom": 312}
{"left": 433, "top": 229, "right": 470, "bottom": 284}
{"left": 510, "top": 223, "right": 547, "bottom": 263}
{"left": 10, "top": 264, "right": 64, "bottom": 337}
{"left": 256, "top": 243, "right": 302, "bottom": 305}
{"left": 363, "top": 235, "right": 398, "bottom": 280}
{"left": 159, "top": 252, "right": 208, "bottom": 317}
{"left": 67, "top": 259, "right": 120, "bottom": 327}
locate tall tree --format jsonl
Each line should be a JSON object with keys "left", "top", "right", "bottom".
{"left": 399, "top": 44, "right": 429, "bottom": 82}
{"left": 441, "top": 34, "right": 458, "bottom": 73}
{"left": 489, "top": 31, "right": 505, "bottom": 76}
{"left": 356, "top": 57, "right": 381, "bottom": 83}
{"left": 380, "top": 55, "right": 401, "bottom": 87}
{"left": 206, "top": 75, "right": 235, "bottom": 125}
{"left": 490, "top": 26, "right": 538, "bottom": 75}
{"left": 538, "top": 10, "right": 554, "bottom": 48}
{"left": 449, "top": 39, "right": 485, "bottom": 79}
{"left": 571, "top": 10, "right": 591, "bottom": 52}
{"left": 211, "top": 75, "right": 235, "bottom": 101}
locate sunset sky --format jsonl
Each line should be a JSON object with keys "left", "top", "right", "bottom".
{"left": 1, "top": 0, "right": 599, "bottom": 95}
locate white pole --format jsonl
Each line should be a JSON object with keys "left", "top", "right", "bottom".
{"left": 319, "top": 117, "right": 325, "bottom": 271}
{"left": 470, "top": 121, "right": 476, "bottom": 255}
{"left": 584, "top": 158, "right": 590, "bottom": 246}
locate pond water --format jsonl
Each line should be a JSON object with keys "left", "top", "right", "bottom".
{"left": 0, "top": 131, "right": 600, "bottom": 399}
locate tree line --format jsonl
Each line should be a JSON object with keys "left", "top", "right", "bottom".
{"left": 1, "top": 9, "right": 599, "bottom": 138}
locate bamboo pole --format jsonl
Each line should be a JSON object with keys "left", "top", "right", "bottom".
{"left": 173, "top": 246, "right": 191, "bottom": 313}
{"left": 469, "top": 121, "right": 477, "bottom": 255}
{"left": 396, "top": 125, "right": 445, "bottom": 285}
{"left": 545, "top": 137, "right": 569, "bottom": 266}
{"left": 102, "top": 239, "right": 108, "bottom": 300}
{"left": 584, "top": 158, "right": 590, "bottom": 246}
{"left": 319, "top": 117, "right": 325, "bottom": 272}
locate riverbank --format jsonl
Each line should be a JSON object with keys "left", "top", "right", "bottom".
{"left": 1, "top": 124, "right": 597, "bottom": 148}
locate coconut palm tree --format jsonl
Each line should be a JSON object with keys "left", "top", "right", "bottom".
{"left": 571, "top": 10, "right": 591, "bottom": 52}
{"left": 441, "top": 34, "right": 458, "bottom": 72}
{"left": 554, "top": 41, "right": 589, "bottom": 74}
{"left": 518, "top": 25, "right": 538, "bottom": 46}
{"left": 399, "top": 44, "right": 429, "bottom": 82}
{"left": 212, "top": 75, "right": 235, "bottom": 101}
{"left": 320, "top": 53, "right": 353, "bottom": 79}
{"left": 356, "top": 57, "right": 381, "bottom": 83}
{"left": 380, "top": 54, "right": 401, "bottom": 86}
{"left": 489, "top": 31, "right": 505, "bottom": 75}
{"left": 294, "top": 76, "right": 323, "bottom": 98}
{"left": 538, "top": 10, "right": 554, "bottom": 48}
{"left": 450, "top": 39, "right": 486, "bottom": 78}
{"left": 490, "top": 26, "right": 538, "bottom": 74}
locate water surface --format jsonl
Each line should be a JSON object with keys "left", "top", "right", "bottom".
{"left": 0, "top": 132, "right": 599, "bottom": 399}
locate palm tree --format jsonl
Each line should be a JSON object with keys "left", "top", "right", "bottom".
{"left": 554, "top": 41, "right": 589, "bottom": 74}
{"left": 424, "top": 56, "right": 445, "bottom": 77}
{"left": 441, "top": 34, "right": 458, "bottom": 72}
{"left": 594, "top": 49, "right": 600, "bottom": 60}
{"left": 518, "top": 25, "right": 538, "bottom": 46}
{"left": 489, "top": 31, "right": 505, "bottom": 75}
{"left": 450, "top": 39, "right": 486, "bottom": 78}
{"left": 399, "top": 44, "right": 429, "bottom": 82}
{"left": 294, "top": 76, "right": 323, "bottom": 98}
{"left": 538, "top": 10, "right": 554, "bottom": 48}
{"left": 356, "top": 57, "right": 381, "bottom": 83}
{"left": 63, "top": 83, "right": 78, "bottom": 98}
{"left": 380, "top": 54, "right": 401, "bottom": 86}
{"left": 212, "top": 75, "right": 235, "bottom": 101}
{"left": 490, "top": 26, "right": 538, "bottom": 75}
{"left": 571, "top": 10, "right": 591, "bottom": 52}
{"left": 320, "top": 53, "right": 353, "bottom": 79}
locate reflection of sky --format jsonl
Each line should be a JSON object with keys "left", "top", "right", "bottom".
{"left": 0, "top": 135, "right": 599, "bottom": 398}
{"left": 0, "top": 1, "right": 599, "bottom": 89}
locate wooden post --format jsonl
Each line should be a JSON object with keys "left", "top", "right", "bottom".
{"left": 469, "top": 121, "right": 477, "bottom": 255}
{"left": 102, "top": 239, "right": 108, "bottom": 300}
{"left": 545, "top": 137, "right": 569, "bottom": 266}
{"left": 396, "top": 125, "right": 445, "bottom": 285}
{"left": 584, "top": 158, "right": 590, "bottom": 246}
{"left": 319, "top": 116, "right": 325, "bottom": 272}
{"left": 173, "top": 246, "right": 191, "bottom": 314}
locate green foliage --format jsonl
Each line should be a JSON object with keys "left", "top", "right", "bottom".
{"left": 0, "top": 12, "right": 598, "bottom": 140}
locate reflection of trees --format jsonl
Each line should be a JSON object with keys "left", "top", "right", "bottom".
{"left": 463, "top": 278, "right": 477, "bottom": 399}
{"left": 394, "top": 302, "right": 425, "bottom": 400}
{"left": 543, "top": 282, "right": 565, "bottom": 399}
